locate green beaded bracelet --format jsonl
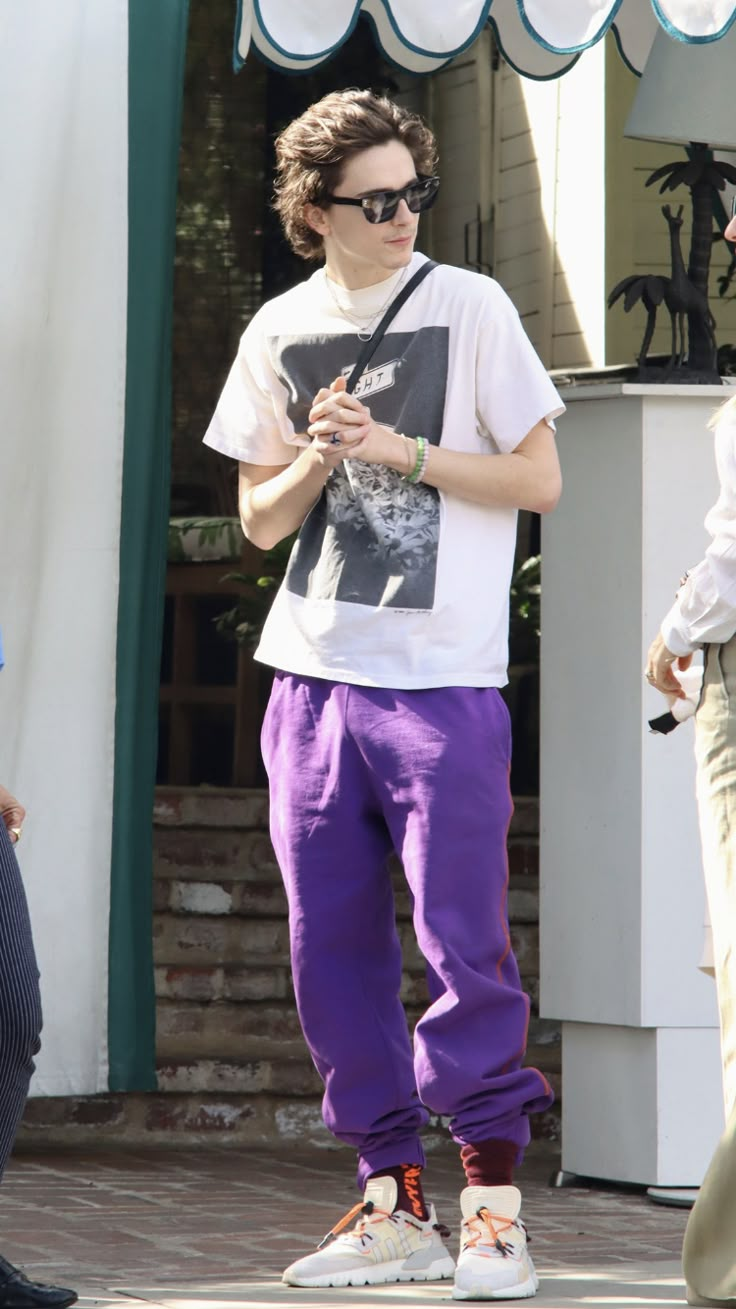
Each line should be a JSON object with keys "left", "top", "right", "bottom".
{"left": 406, "top": 435, "right": 426, "bottom": 483}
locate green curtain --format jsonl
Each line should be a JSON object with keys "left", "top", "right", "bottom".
{"left": 108, "top": 0, "right": 191, "bottom": 1090}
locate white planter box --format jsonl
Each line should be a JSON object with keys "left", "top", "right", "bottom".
{"left": 540, "top": 383, "right": 731, "bottom": 1186}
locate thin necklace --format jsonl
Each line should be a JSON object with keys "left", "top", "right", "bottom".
{"left": 323, "top": 265, "right": 410, "bottom": 341}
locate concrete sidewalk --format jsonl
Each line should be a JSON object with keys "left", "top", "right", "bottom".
{"left": 0, "top": 1144, "right": 691, "bottom": 1308}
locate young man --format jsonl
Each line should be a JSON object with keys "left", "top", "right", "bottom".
{"left": 205, "top": 89, "right": 563, "bottom": 1301}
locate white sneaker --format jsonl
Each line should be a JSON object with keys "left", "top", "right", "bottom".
{"left": 282, "top": 1175, "right": 455, "bottom": 1288}
{"left": 452, "top": 1185, "right": 538, "bottom": 1301}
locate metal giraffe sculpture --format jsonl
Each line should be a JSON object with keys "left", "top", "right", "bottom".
{"left": 662, "top": 202, "right": 718, "bottom": 375}
{"left": 608, "top": 204, "right": 717, "bottom": 380}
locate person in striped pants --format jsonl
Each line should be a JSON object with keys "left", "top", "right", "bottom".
{"left": 0, "top": 784, "right": 77, "bottom": 1309}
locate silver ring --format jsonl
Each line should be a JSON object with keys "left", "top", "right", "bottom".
{"left": 646, "top": 672, "right": 655, "bottom": 682}
{"left": 329, "top": 433, "right": 342, "bottom": 446}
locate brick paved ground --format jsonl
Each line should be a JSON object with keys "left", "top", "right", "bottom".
{"left": 0, "top": 1143, "right": 691, "bottom": 1308}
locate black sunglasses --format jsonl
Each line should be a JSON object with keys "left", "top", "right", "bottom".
{"left": 325, "top": 176, "right": 440, "bottom": 225}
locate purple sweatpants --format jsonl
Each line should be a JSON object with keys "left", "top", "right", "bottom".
{"left": 261, "top": 672, "right": 553, "bottom": 1188}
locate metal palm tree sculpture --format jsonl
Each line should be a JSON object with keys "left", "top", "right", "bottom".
{"left": 645, "top": 143, "right": 736, "bottom": 378}
{"left": 607, "top": 270, "right": 671, "bottom": 373}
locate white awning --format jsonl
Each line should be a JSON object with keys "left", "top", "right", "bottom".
{"left": 235, "top": 1, "right": 736, "bottom": 79}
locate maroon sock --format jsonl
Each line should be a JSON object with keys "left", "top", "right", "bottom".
{"left": 460, "top": 1138, "right": 518, "bottom": 1188}
{"left": 368, "top": 1164, "right": 430, "bottom": 1221}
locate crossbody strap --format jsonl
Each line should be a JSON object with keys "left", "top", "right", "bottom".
{"left": 344, "top": 260, "right": 438, "bottom": 395}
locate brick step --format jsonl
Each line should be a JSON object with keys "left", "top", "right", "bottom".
{"left": 155, "top": 995, "right": 560, "bottom": 1062}
{"left": 19, "top": 1090, "right": 343, "bottom": 1150}
{"left": 153, "top": 788, "right": 540, "bottom": 841}
{"left": 153, "top": 876, "right": 286, "bottom": 916}
{"left": 154, "top": 828, "right": 279, "bottom": 883}
{"left": 152, "top": 872, "right": 540, "bottom": 925}
{"left": 19, "top": 1088, "right": 559, "bottom": 1151}
{"left": 154, "top": 837, "right": 539, "bottom": 893}
{"left": 153, "top": 914, "right": 540, "bottom": 977}
{"left": 155, "top": 962, "right": 294, "bottom": 1004}
{"left": 153, "top": 841, "right": 540, "bottom": 911}
{"left": 157, "top": 999, "right": 306, "bottom": 1053}
{"left": 156, "top": 1045, "right": 561, "bottom": 1097}
{"left": 154, "top": 962, "right": 537, "bottom": 1010}
{"left": 156, "top": 998, "right": 439, "bottom": 1055}
{"left": 153, "top": 912, "right": 289, "bottom": 964}
{"left": 156, "top": 1046, "right": 322, "bottom": 1096}
{"left": 155, "top": 1046, "right": 560, "bottom": 1095}
{"left": 154, "top": 787, "right": 270, "bottom": 830}
{"left": 155, "top": 962, "right": 440, "bottom": 1007}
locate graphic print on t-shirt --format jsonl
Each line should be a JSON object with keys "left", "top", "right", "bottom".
{"left": 270, "top": 327, "right": 448, "bottom": 610}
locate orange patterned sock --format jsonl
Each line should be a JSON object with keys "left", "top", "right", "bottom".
{"left": 368, "top": 1164, "right": 430, "bottom": 1221}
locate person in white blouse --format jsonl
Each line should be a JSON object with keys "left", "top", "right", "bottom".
{"left": 646, "top": 204, "right": 736, "bottom": 1308}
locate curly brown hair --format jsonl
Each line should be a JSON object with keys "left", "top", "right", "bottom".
{"left": 273, "top": 89, "right": 437, "bottom": 261}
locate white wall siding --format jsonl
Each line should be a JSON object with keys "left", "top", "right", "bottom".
{"left": 423, "top": 32, "right": 494, "bottom": 273}
{"left": 492, "top": 47, "right": 606, "bottom": 369}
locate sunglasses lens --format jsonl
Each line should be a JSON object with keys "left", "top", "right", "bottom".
{"left": 362, "top": 193, "right": 395, "bottom": 224}
{"left": 406, "top": 179, "right": 438, "bottom": 213}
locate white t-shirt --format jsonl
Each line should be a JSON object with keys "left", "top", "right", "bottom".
{"left": 204, "top": 253, "right": 564, "bottom": 689}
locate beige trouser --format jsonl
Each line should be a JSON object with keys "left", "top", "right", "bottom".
{"left": 683, "top": 639, "right": 736, "bottom": 1306}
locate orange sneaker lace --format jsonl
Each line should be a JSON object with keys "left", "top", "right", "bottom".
{"left": 464, "top": 1207, "right": 516, "bottom": 1258}
{"left": 317, "top": 1200, "right": 392, "bottom": 1251}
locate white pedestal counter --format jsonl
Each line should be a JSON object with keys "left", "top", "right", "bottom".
{"left": 540, "top": 383, "right": 730, "bottom": 1186}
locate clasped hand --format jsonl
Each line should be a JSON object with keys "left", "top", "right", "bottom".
{"left": 307, "top": 375, "right": 396, "bottom": 467}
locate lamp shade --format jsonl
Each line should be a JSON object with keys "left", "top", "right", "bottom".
{"left": 625, "top": 25, "right": 736, "bottom": 149}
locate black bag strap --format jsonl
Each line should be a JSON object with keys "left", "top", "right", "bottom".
{"left": 344, "top": 260, "right": 438, "bottom": 395}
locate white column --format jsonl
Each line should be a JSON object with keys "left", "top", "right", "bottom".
{"left": 540, "top": 384, "right": 727, "bottom": 1185}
